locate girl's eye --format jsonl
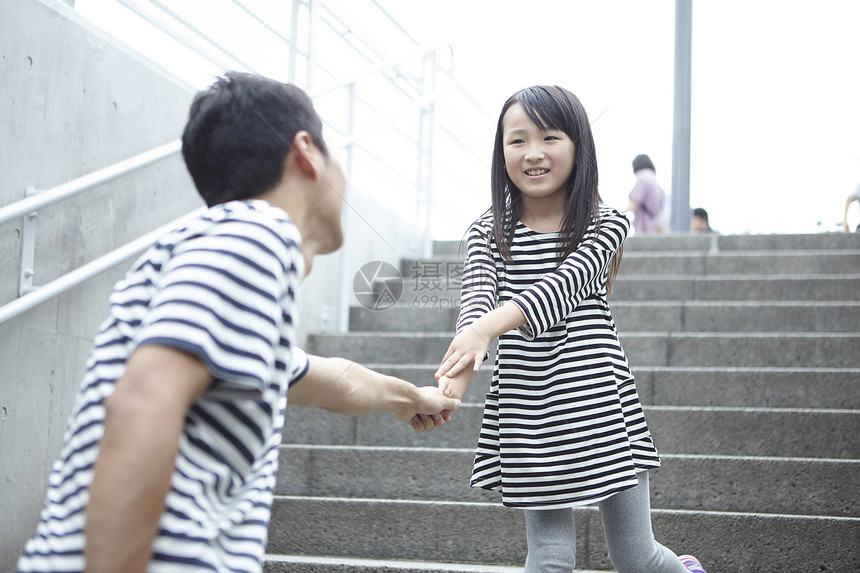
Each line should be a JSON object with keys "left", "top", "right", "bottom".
{"left": 510, "top": 139, "right": 524, "bottom": 144}
{"left": 545, "top": 135, "right": 560, "bottom": 141}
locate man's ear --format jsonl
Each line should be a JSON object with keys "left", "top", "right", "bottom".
{"left": 291, "top": 130, "right": 319, "bottom": 178}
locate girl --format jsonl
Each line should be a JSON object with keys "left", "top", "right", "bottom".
{"left": 435, "top": 86, "right": 705, "bottom": 573}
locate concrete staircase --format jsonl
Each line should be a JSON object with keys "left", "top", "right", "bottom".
{"left": 266, "top": 233, "right": 860, "bottom": 572}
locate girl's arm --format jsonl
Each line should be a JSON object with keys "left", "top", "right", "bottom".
{"left": 511, "top": 211, "right": 628, "bottom": 341}
{"left": 437, "top": 219, "right": 498, "bottom": 380}
{"left": 436, "top": 303, "right": 525, "bottom": 379}
{"left": 438, "top": 211, "right": 628, "bottom": 380}
{"left": 455, "top": 220, "right": 498, "bottom": 333}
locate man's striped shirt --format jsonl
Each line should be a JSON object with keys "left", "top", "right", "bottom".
{"left": 18, "top": 200, "right": 308, "bottom": 572}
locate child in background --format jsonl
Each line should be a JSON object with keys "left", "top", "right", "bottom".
{"left": 435, "top": 85, "right": 706, "bottom": 573}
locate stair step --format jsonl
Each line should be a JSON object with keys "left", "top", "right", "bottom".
{"left": 618, "top": 250, "right": 860, "bottom": 275}
{"left": 610, "top": 274, "right": 860, "bottom": 301}
{"left": 283, "top": 405, "right": 860, "bottom": 458}
{"left": 268, "top": 496, "right": 860, "bottom": 572}
{"left": 614, "top": 301, "right": 860, "bottom": 332}
{"left": 264, "top": 554, "right": 527, "bottom": 573}
{"left": 402, "top": 252, "right": 860, "bottom": 279}
{"left": 715, "top": 233, "right": 860, "bottom": 251}
{"left": 306, "top": 331, "right": 860, "bottom": 368}
{"left": 365, "top": 365, "right": 860, "bottom": 409}
{"left": 432, "top": 233, "right": 860, "bottom": 255}
{"left": 350, "top": 301, "right": 860, "bottom": 333}
{"left": 393, "top": 274, "right": 860, "bottom": 304}
{"left": 276, "top": 445, "right": 860, "bottom": 517}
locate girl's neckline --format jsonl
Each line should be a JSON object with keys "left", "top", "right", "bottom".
{"left": 517, "top": 219, "right": 560, "bottom": 235}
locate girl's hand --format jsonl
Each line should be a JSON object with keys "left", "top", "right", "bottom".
{"left": 435, "top": 325, "right": 490, "bottom": 380}
{"left": 438, "top": 371, "right": 472, "bottom": 401}
{"left": 436, "top": 369, "right": 474, "bottom": 423}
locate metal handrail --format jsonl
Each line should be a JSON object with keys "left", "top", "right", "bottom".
{"left": 0, "top": 141, "right": 181, "bottom": 227}
{"left": 0, "top": 208, "right": 205, "bottom": 325}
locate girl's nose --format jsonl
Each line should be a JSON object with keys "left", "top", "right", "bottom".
{"left": 525, "top": 145, "right": 545, "bottom": 161}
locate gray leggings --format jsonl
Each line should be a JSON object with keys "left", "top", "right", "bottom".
{"left": 523, "top": 471, "right": 687, "bottom": 573}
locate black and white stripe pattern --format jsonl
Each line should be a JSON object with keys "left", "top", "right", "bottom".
{"left": 18, "top": 200, "right": 308, "bottom": 572}
{"left": 458, "top": 206, "right": 660, "bottom": 509}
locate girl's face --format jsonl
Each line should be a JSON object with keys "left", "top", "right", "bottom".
{"left": 502, "top": 103, "right": 576, "bottom": 204}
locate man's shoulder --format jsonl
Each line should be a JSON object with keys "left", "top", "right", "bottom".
{"left": 212, "top": 200, "right": 300, "bottom": 240}
{"left": 175, "top": 200, "right": 303, "bottom": 265}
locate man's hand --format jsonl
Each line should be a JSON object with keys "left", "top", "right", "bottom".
{"left": 401, "top": 386, "right": 461, "bottom": 432}
{"left": 289, "top": 355, "right": 460, "bottom": 432}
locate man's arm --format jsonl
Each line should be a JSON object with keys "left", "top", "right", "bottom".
{"left": 85, "top": 345, "right": 212, "bottom": 573}
{"left": 287, "top": 355, "right": 461, "bottom": 432}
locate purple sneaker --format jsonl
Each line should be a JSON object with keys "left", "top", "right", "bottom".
{"left": 679, "top": 555, "right": 707, "bottom": 573}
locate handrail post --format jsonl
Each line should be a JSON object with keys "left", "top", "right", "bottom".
{"left": 287, "top": 0, "right": 300, "bottom": 84}
{"left": 336, "top": 81, "right": 357, "bottom": 333}
{"left": 416, "top": 50, "right": 437, "bottom": 259}
{"left": 307, "top": 0, "right": 318, "bottom": 90}
{"left": 18, "top": 188, "right": 38, "bottom": 297}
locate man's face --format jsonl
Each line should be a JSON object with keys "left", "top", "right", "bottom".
{"left": 317, "top": 154, "right": 346, "bottom": 252}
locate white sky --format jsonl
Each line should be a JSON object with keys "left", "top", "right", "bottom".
{"left": 78, "top": 0, "right": 860, "bottom": 236}
{"left": 377, "top": 0, "right": 860, "bottom": 235}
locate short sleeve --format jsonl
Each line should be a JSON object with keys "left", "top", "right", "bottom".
{"left": 287, "top": 347, "right": 310, "bottom": 386}
{"left": 135, "top": 229, "right": 291, "bottom": 392}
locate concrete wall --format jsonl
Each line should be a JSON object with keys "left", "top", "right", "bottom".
{"left": 0, "top": 0, "right": 422, "bottom": 568}
{"left": 0, "top": 0, "right": 199, "bottom": 568}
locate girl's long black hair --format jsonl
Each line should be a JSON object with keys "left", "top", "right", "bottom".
{"left": 489, "top": 85, "right": 622, "bottom": 292}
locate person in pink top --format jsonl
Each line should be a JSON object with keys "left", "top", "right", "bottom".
{"left": 626, "top": 154, "right": 666, "bottom": 235}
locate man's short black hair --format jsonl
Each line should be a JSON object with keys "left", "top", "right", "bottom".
{"left": 181, "top": 72, "right": 328, "bottom": 207}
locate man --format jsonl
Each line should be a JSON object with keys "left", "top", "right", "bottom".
{"left": 17, "top": 72, "right": 460, "bottom": 573}
{"left": 843, "top": 184, "right": 860, "bottom": 232}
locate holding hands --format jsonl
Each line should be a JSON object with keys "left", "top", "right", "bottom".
{"left": 433, "top": 324, "right": 491, "bottom": 420}
{"left": 403, "top": 386, "right": 462, "bottom": 432}
{"left": 434, "top": 304, "right": 528, "bottom": 419}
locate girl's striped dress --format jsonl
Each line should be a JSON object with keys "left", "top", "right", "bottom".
{"left": 456, "top": 206, "right": 661, "bottom": 509}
